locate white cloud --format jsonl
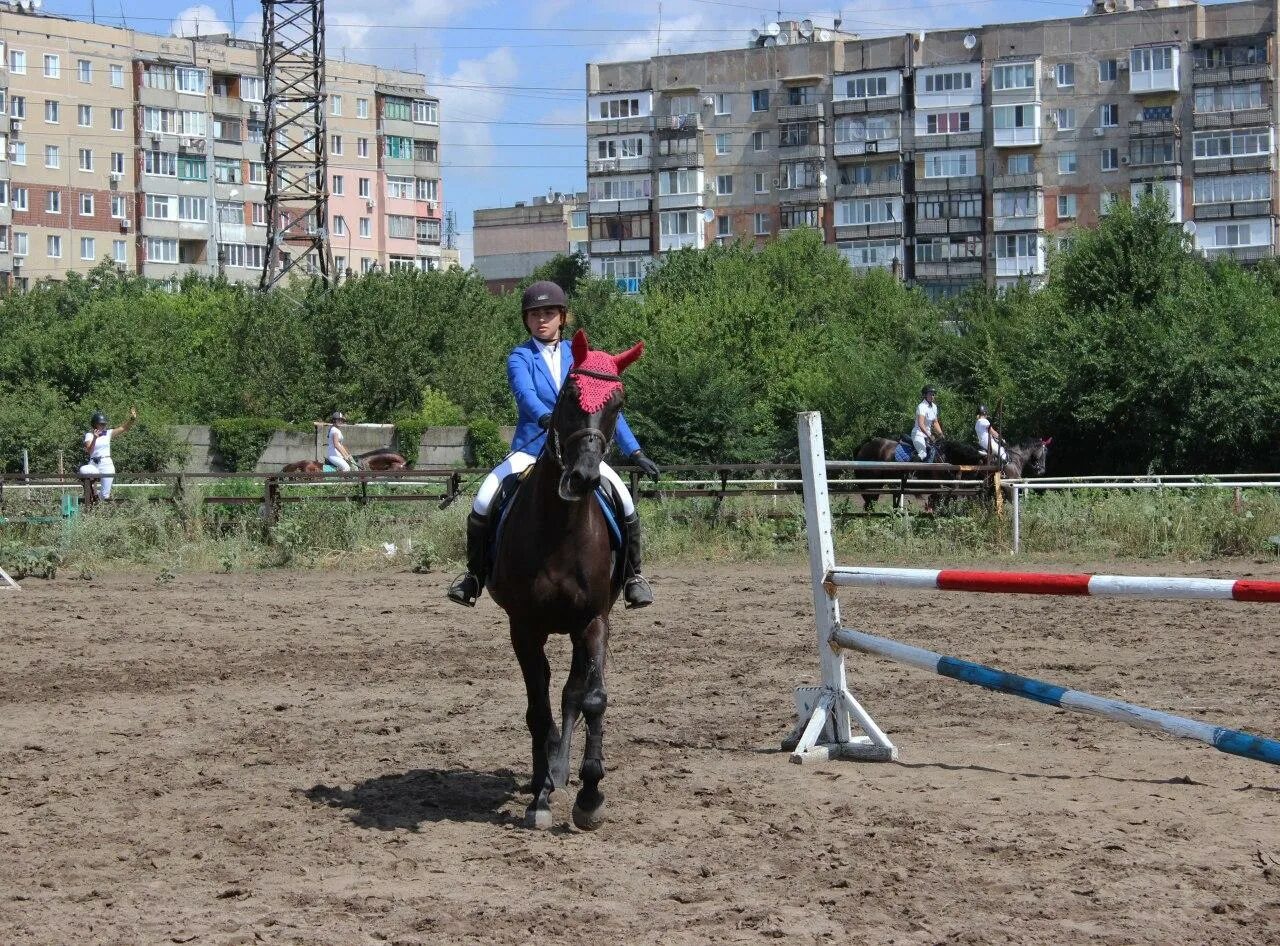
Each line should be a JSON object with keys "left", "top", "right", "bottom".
{"left": 171, "top": 4, "right": 230, "bottom": 37}
{"left": 435, "top": 46, "right": 521, "bottom": 178}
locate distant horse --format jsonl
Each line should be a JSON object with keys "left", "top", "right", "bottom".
{"left": 852, "top": 436, "right": 957, "bottom": 512}
{"left": 999, "top": 438, "right": 1051, "bottom": 478}
{"left": 353, "top": 448, "right": 409, "bottom": 471}
{"left": 488, "top": 329, "right": 643, "bottom": 831}
{"left": 281, "top": 460, "right": 325, "bottom": 476}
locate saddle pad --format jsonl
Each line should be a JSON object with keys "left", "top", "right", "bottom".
{"left": 893, "top": 442, "right": 914, "bottom": 463}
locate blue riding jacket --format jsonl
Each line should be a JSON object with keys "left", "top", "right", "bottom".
{"left": 507, "top": 337, "right": 642, "bottom": 458}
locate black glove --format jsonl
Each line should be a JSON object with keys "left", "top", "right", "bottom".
{"left": 631, "top": 451, "right": 660, "bottom": 480}
{"left": 538, "top": 414, "right": 552, "bottom": 430}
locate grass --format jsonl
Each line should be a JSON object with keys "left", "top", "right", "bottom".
{"left": 2, "top": 483, "right": 1278, "bottom": 581}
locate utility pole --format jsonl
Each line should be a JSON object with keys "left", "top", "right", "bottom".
{"left": 260, "top": 0, "right": 334, "bottom": 289}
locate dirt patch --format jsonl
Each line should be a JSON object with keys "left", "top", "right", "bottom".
{"left": 3, "top": 562, "right": 1280, "bottom": 945}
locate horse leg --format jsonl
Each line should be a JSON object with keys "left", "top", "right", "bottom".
{"left": 550, "top": 636, "right": 589, "bottom": 790}
{"left": 512, "top": 625, "right": 558, "bottom": 830}
{"left": 572, "top": 616, "right": 610, "bottom": 831}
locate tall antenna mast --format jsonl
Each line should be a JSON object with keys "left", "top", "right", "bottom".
{"left": 260, "top": 0, "right": 334, "bottom": 289}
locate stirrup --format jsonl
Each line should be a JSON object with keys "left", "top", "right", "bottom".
{"left": 447, "top": 572, "right": 481, "bottom": 607}
{"left": 623, "top": 574, "right": 654, "bottom": 609}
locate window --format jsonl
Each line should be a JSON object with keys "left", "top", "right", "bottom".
{"left": 145, "top": 150, "right": 176, "bottom": 176}
{"left": 1055, "top": 63, "right": 1075, "bottom": 87}
{"left": 1195, "top": 83, "right": 1264, "bottom": 114}
{"left": 993, "top": 190, "right": 1037, "bottom": 218}
{"left": 841, "top": 75, "right": 889, "bottom": 99}
{"left": 252, "top": 203, "right": 268, "bottom": 225}
{"left": 331, "top": 134, "right": 343, "bottom": 155}
{"left": 1057, "top": 194, "right": 1078, "bottom": 218}
{"left": 1193, "top": 173, "right": 1271, "bottom": 205}
{"left": 146, "top": 194, "right": 174, "bottom": 219}
{"left": 779, "top": 122, "right": 817, "bottom": 147}
{"left": 1131, "top": 46, "right": 1174, "bottom": 74}
{"left": 357, "top": 97, "right": 369, "bottom": 119}
{"left": 1054, "top": 108, "right": 1076, "bottom": 131}
{"left": 385, "top": 135, "right": 411, "bottom": 159}
{"left": 247, "top": 119, "right": 265, "bottom": 143}
{"left": 1099, "top": 59, "right": 1117, "bottom": 82}
{"left": 995, "top": 233, "right": 1038, "bottom": 260}
{"left": 47, "top": 235, "right": 62, "bottom": 258}
{"left": 45, "top": 145, "right": 59, "bottom": 169}
{"left": 413, "top": 99, "right": 437, "bottom": 124}
{"left": 751, "top": 89, "right": 770, "bottom": 112}
{"left": 359, "top": 217, "right": 371, "bottom": 238}
{"left": 147, "top": 237, "right": 179, "bottom": 263}
{"left": 916, "top": 193, "right": 981, "bottom": 220}
{"left": 143, "top": 64, "right": 175, "bottom": 90}
{"left": 214, "top": 158, "right": 241, "bottom": 184}
{"left": 714, "top": 215, "right": 731, "bottom": 239}
{"left": 838, "top": 198, "right": 899, "bottom": 225}
{"left": 754, "top": 212, "right": 770, "bottom": 235}
{"left": 78, "top": 148, "right": 93, "bottom": 171}
{"left": 357, "top": 137, "right": 369, "bottom": 158}
{"left": 44, "top": 99, "right": 59, "bottom": 123}
{"left": 111, "top": 152, "right": 125, "bottom": 174}
{"left": 922, "top": 70, "right": 974, "bottom": 93}
{"left": 0, "top": 182, "right": 6, "bottom": 205}
{"left": 178, "top": 195, "right": 207, "bottom": 222}
{"left": 248, "top": 162, "right": 266, "bottom": 184}
{"left": 1214, "top": 223, "right": 1257, "bottom": 246}
{"left": 596, "top": 137, "right": 645, "bottom": 160}
{"left": 179, "top": 156, "right": 207, "bottom": 181}
{"left": 13, "top": 232, "right": 27, "bottom": 256}
{"left": 330, "top": 93, "right": 342, "bottom": 116}
{"left": 384, "top": 97, "right": 411, "bottom": 121}
{"left": 1100, "top": 103, "right": 1118, "bottom": 127}
{"left": 589, "top": 176, "right": 650, "bottom": 201}
{"left": 414, "top": 139, "right": 437, "bottom": 162}
{"left": 993, "top": 104, "right": 1037, "bottom": 131}
{"left": 713, "top": 92, "right": 730, "bottom": 115}
{"left": 10, "top": 96, "right": 25, "bottom": 119}
{"left": 113, "top": 240, "right": 127, "bottom": 263}
{"left": 570, "top": 210, "right": 587, "bottom": 229}
{"left": 110, "top": 64, "right": 124, "bottom": 87}
{"left": 752, "top": 131, "right": 767, "bottom": 152}
{"left": 77, "top": 59, "right": 92, "bottom": 83}
{"left": 1101, "top": 147, "right": 1119, "bottom": 171}
{"left": 332, "top": 174, "right": 344, "bottom": 195}
{"left": 1058, "top": 151, "right": 1077, "bottom": 174}
{"left": 923, "top": 150, "right": 975, "bottom": 179}
{"left": 80, "top": 237, "right": 96, "bottom": 261}
{"left": 1100, "top": 191, "right": 1120, "bottom": 215}
{"left": 415, "top": 178, "right": 438, "bottom": 202}
{"left": 110, "top": 107, "right": 124, "bottom": 131}
{"left": 658, "top": 168, "right": 699, "bottom": 195}
{"left": 992, "top": 63, "right": 1035, "bottom": 91}
{"left": 46, "top": 190, "right": 61, "bottom": 213}
{"left": 1194, "top": 44, "right": 1267, "bottom": 69}
{"left": 110, "top": 195, "right": 126, "bottom": 218}
{"left": 144, "top": 108, "right": 176, "bottom": 134}
{"left": 715, "top": 133, "right": 731, "bottom": 155}
{"left": 754, "top": 172, "right": 768, "bottom": 193}
{"left": 779, "top": 161, "right": 819, "bottom": 189}
{"left": 387, "top": 215, "right": 414, "bottom": 239}
{"left": 9, "top": 50, "right": 25, "bottom": 74}
{"left": 716, "top": 174, "right": 733, "bottom": 195}
{"left": 358, "top": 177, "right": 371, "bottom": 198}
{"left": 924, "top": 111, "right": 969, "bottom": 134}
{"left": 241, "top": 76, "right": 265, "bottom": 102}
{"left": 215, "top": 200, "right": 242, "bottom": 224}
{"left": 840, "top": 239, "right": 900, "bottom": 268}
{"left": 780, "top": 207, "right": 820, "bottom": 230}
{"left": 43, "top": 54, "right": 60, "bottom": 79}
{"left": 176, "top": 67, "right": 206, "bottom": 95}
{"left": 387, "top": 176, "right": 413, "bottom": 199}
{"left": 10, "top": 142, "right": 24, "bottom": 166}
{"left": 332, "top": 215, "right": 347, "bottom": 237}
{"left": 595, "top": 96, "right": 641, "bottom": 119}
{"left": 1193, "top": 127, "right": 1273, "bottom": 159}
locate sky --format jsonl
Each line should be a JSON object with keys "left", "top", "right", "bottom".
{"left": 36, "top": 0, "right": 1219, "bottom": 264}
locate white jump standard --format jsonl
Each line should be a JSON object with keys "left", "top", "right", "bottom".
{"left": 789, "top": 411, "right": 1280, "bottom": 768}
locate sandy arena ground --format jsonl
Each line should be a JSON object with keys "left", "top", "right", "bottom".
{"left": 3, "top": 561, "right": 1280, "bottom": 945}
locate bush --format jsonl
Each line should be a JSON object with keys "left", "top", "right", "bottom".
{"left": 393, "top": 385, "right": 466, "bottom": 461}
{"left": 468, "top": 417, "right": 508, "bottom": 468}
{"left": 210, "top": 417, "right": 306, "bottom": 472}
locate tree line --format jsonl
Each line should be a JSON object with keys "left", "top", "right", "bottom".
{"left": 1, "top": 196, "right": 1277, "bottom": 476}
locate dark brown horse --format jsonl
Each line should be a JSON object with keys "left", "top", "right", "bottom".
{"left": 488, "top": 330, "right": 643, "bottom": 831}
{"left": 281, "top": 459, "right": 325, "bottom": 476}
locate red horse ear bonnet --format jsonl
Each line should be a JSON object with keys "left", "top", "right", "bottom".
{"left": 569, "top": 329, "right": 644, "bottom": 413}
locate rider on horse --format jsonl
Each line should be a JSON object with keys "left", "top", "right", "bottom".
{"left": 974, "top": 404, "right": 1008, "bottom": 462}
{"left": 322, "top": 411, "right": 357, "bottom": 471}
{"left": 912, "top": 385, "right": 943, "bottom": 461}
{"left": 447, "top": 280, "right": 661, "bottom": 610}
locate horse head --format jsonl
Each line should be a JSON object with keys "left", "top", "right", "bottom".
{"left": 1027, "top": 437, "right": 1051, "bottom": 476}
{"left": 549, "top": 329, "right": 644, "bottom": 501}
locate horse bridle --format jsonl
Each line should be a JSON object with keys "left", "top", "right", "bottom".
{"left": 548, "top": 366, "right": 623, "bottom": 468}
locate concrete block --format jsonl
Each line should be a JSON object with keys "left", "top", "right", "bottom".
{"left": 417, "top": 426, "right": 471, "bottom": 467}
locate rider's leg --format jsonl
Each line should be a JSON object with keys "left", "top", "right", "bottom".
{"left": 98, "top": 459, "right": 116, "bottom": 499}
{"left": 599, "top": 462, "right": 652, "bottom": 609}
{"left": 327, "top": 455, "right": 351, "bottom": 472}
{"left": 447, "top": 452, "right": 535, "bottom": 606}
{"left": 911, "top": 428, "right": 929, "bottom": 462}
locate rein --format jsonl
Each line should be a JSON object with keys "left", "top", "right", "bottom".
{"left": 547, "top": 367, "right": 623, "bottom": 468}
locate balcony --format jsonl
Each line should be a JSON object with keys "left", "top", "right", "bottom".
{"left": 659, "top": 232, "right": 705, "bottom": 252}
{"left": 1192, "top": 62, "right": 1271, "bottom": 85}
{"left": 914, "top": 258, "right": 983, "bottom": 279}
{"left": 1193, "top": 106, "right": 1272, "bottom": 130}
{"left": 777, "top": 184, "right": 828, "bottom": 203}
{"left": 833, "top": 221, "right": 903, "bottom": 241}
{"left": 1129, "top": 162, "right": 1182, "bottom": 182}
{"left": 1195, "top": 153, "right": 1275, "bottom": 174}
{"left": 993, "top": 126, "right": 1041, "bottom": 148}
{"left": 914, "top": 131, "right": 982, "bottom": 150}
{"left": 777, "top": 142, "right": 825, "bottom": 162}
{"left": 590, "top": 237, "right": 650, "bottom": 255}
{"left": 833, "top": 137, "right": 900, "bottom": 158}
{"left": 1201, "top": 243, "right": 1273, "bottom": 262}
{"left": 915, "top": 217, "right": 982, "bottom": 236}
{"left": 656, "top": 192, "right": 704, "bottom": 210}
{"left": 656, "top": 113, "right": 703, "bottom": 134}
{"left": 777, "top": 102, "right": 825, "bottom": 122}
{"left": 1129, "top": 48, "right": 1180, "bottom": 93}
{"left": 656, "top": 150, "right": 703, "bottom": 169}
{"left": 1192, "top": 199, "right": 1272, "bottom": 220}
{"left": 1129, "top": 117, "right": 1177, "bottom": 138}
{"left": 915, "top": 174, "right": 983, "bottom": 193}
{"left": 833, "top": 95, "right": 900, "bottom": 116}
{"left": 993, "top": 210, "right": 1045, "bottom": 232}
{"left": 589, "top": 197, "right": 651, "bottom": 214}
{"left": 995, "top": 255, "right": 1046, "bottom": 278}
{"left": 991, "top": 171, "right": 1043, "bottom": 191}
{"left": 588, "top": 116, "right": 656, "bottom": 135}
{"left": 833, "top": 179, "right": 903, "bottom": 199}
{"left": 589, "top": 155, "right": 651, "bottom": 175}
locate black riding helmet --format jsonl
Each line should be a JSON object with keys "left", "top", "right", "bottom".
{"left": 921, "top": 385, "right": 937, "bottom": 398}
{"left": 977, "top": 404, "right": 988, "bottom": 415}
{"left": 521, "top": 280, "right": 568, "bottom": 315}
{"left": 330, "top": 411, "right": 347, "bottom": 424}
{"left": 91, "top": 411, "right": 108, "bottom": 427}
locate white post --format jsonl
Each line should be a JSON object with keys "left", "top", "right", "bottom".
{"left": 790, "top": 412, "right": 896, "bottom": 763}
{"left": 0, "top": 566, "right": 18, "bottom": 591}
{"left": 1012, "top": 484, "right": 1021, "bottom": 554}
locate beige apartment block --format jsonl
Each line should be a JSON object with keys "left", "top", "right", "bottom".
{"left": 0, "top": 4, "right": 441, "bottom": 289}
{"left": 473, "top": 191, "right": 587, "bottom": 292}
{"left": 587, "top": 0, "right": 1279, "bottom": 297}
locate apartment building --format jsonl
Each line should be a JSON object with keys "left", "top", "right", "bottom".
{"left": 473, "top": 191, "right": 588, "bottom": 292}
{"left": 0, "top": 4, "right": 442, "bottom": 289}
{"left": 586, "top": 0, "right": 1279, "bottom": 296}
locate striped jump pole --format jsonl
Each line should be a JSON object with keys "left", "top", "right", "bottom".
{"left": 788, "top": 411, "right": 1280, "bottom": 768}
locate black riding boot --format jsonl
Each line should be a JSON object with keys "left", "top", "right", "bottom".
{"left": 446, "top": 511, "right": 488, "bottom": 607}
{"left": 622, "top": 511, "right": 654, "bottom": 609}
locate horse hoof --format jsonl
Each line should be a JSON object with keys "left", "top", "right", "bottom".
{"left": 572, "top": 799, "right": 606, "bottom": 831}
{"left": 525, "top": 807, "right": 554, "bottom": 831}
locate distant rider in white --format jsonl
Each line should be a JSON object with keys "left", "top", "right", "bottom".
{"left": 80, "top": 407, "right": 137, "bottom": 499}
{"left": 912, "top": 385, "right": 943, "bottom": 461}
{"left": 323, "top": 411, "right": 358, "bottom": 472}
{"left": 974, "top": 404, "right": 1007, "bottom": 462}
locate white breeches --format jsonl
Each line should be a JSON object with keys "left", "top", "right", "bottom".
{"left": 80, "top": 457, "right": 116, "bottom": 498}
{"left": 979, "top": 443, "right": 1008, "bottom": 462}
{"left": 326, "top": 454, "right": 351, "bottom": 472}
{"left": 911, "top": 428, "right": 930, "bottom": 461}
{"left": 472, "top": 451, "right": 635, "bottom": 517}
